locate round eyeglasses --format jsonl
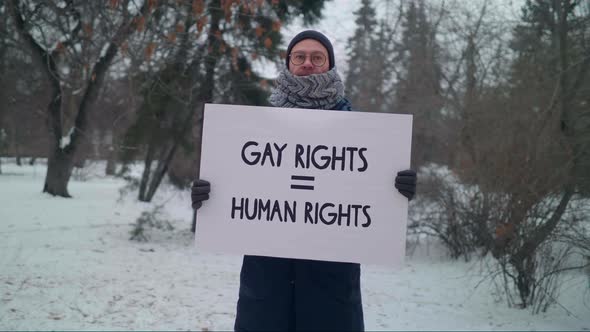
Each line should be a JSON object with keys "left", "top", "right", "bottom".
{"left": 289, "top": 51, "right": 327, "bottom": 67}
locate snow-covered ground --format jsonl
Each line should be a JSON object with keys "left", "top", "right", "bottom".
{"left": 1, "top": 160, "right": 589, "bottom": 330}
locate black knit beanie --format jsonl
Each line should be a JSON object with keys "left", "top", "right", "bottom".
{"left": 286, "top": 30, "right": 335, "bottom": 70}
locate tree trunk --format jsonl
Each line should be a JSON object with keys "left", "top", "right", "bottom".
{"left": 192, "top": 0, "right": 221, "bottom": 233}
{"left": 461, "top": 36, "right": 478, "bottom": 165}
{"left": 145, "top": 150, "right": 172, "bottom": 202}
{"left": 191, "top": 109, "right": 205, "bottom": 233}
{"left": 74, "top": 157, "right": 85, "bottom": 169}
{"left": 104, "top": 130, "right": 116, "bottom": 175}
{"left": 29, "top": 157, "right": 36, "bottom": 165}
{"left": 512, "top": 254, "right": 536, "bottom": 308}
{"left": 138, "top": 141, "right": 156, "bottom": 202}
{"left": 43, "top": 147, "right": 75, "bottom": 197}
{"left": 144, "top": 104, "right": 198, "bottom": 202}
{"left": 105, "top": 148, "right": 116, "bottom": 175}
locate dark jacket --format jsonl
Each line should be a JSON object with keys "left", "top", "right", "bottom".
{"left": 234, "top": 98, "right": 364, "bottom": 331}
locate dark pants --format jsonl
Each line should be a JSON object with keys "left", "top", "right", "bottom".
{"left": 234, "top": 255, "right": 364, "bottom": 331}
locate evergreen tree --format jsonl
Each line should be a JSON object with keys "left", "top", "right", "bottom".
{"left": 370, "top": 19, "right": 396, "bottom": 113}
{"left": 345, "top": 0, "right": 378, "bottom": 111}
{"left": 393, "top": 0, "right": 444, "bottom": 168}
{"left": 508, "top": 0, "right": 589, "bottom": 194}
{"left": 345, "top": 0, "right": 395, "bottom": 113}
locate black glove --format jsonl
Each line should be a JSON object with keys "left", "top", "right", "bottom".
{"left": 191, "top": 179, "right": 210, "bottom": 210}
{"left": 395, "top": 169, "right": 416, "bottom": 201}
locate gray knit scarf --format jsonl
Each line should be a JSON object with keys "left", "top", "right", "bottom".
{"left": 269, "top": 67, "right": 344, "bottom": 109}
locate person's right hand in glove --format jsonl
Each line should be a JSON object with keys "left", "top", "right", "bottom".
{"left": 191, "top": 179, "right": 210, "bottom": 210}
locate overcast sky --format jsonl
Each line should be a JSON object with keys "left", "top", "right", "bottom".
{"left": 258, "top": 0, "right": 524, "bottom": 79}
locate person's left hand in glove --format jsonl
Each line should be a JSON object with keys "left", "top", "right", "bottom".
{"left": 395, "top": 169, "right": 417, "bottom": 201}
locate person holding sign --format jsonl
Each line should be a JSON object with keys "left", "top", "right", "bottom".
{"left": 191, "top": 30, "right": 417, "bottom": 331}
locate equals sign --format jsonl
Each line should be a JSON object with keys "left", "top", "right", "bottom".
{"left": 290, "top": 175, "right": 315, "bottom": 190}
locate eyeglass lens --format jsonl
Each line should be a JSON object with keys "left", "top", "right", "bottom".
{"left": 290, "top": 52, "right": 326, "bottom": 67}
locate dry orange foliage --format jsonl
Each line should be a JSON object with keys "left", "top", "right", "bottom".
{"left": 196, "top": 16, "right": 208, "bottom": 33}
{"left": 134, "top": 16, "right": 146, "bottom": 32}
{"left": 495, "top": 223, "right": 515, "bottom": 241}
{"left": 55, "top": 41, "right": 65, "bottom": 53}
{"left": 145, "top": 42, "right": 156, "bottom": 60}
{"left": 231, "top": 47, "right": 239, "bottom": 68}
{"left": 255, "top": 25, "right": 264, "bottom": 37}
{"left": 120, "top": 41, "right": 129, "bottom": 56}
{"left": 192, "top": 0, "right": 204, "bottom": 16}
{"left": 272, "top": 20, "right": 281, "bottom": 32}
{"left": 148, "top": 0, "right": 158, "bottom": 11}
{"left": 108, "top": 0, "right": 120, "bottom": 9}
{"left": 82, "top": 23, "right": 93, "bottom": 38}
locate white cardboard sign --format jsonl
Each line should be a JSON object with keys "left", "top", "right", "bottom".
{"left": 196, "top": 103, "right": 412, "bottom": 267}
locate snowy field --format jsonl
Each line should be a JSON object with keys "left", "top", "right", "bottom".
{"left": 1, "top": 160, "right": 589, "bottom": 331}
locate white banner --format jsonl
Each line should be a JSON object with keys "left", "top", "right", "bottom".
{"left": 196, "top": 104, "right": 412, "bottom": 266}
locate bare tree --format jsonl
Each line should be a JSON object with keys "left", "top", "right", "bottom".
{"left": 446, "top": 0, "right": 586, "bottom": 310}
{"left": 405, "top": 0, "right": 589, "bottom": 311}
{"left": 8, "top": 0, "right": 152, "bottom": 197}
